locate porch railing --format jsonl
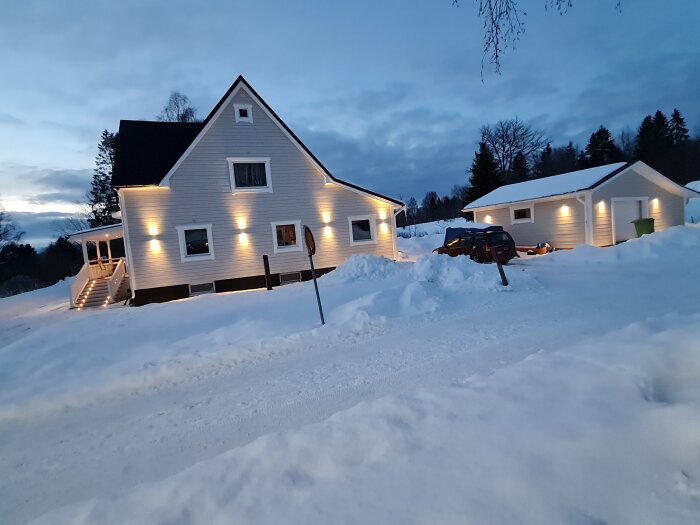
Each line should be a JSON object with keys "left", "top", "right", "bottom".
{"left": 69, "top": 263, "right": 90, "bottom": 308}
{"left": 88, "top": 258, "right": 121, "bottom": 280}
{"left": 107, "top": 259, "right": 127, "bottom": 302}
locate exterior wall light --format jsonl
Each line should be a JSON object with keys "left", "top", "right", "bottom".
{"left": 484, "top": 214, "right": 493, "bottom": 224}
{"left": 561, "top": 205, "right": 570, "bottom": 217}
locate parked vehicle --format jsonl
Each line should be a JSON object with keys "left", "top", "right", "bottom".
{"left": 434, "top": 227, "right": 519, "bottom": 264}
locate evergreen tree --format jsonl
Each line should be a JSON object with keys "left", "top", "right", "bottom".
{"left": 669, "top": 108, "right": 689, "bottom": 145}
{"left": 584, "top": 126, "right": 622, "bottom": 167}
{"left": 467, "top": 142, "right": 502, "bottom": 202}
{"left": 88, "top": 130, "right": 120, "bottom": 228}
{"left": 510, "top": 151, "right": 529, "bottom": 182}
{"left": 636, "top": 111, "right": 672, "bottom": 172}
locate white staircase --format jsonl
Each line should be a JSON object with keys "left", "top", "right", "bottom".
{"left": 74, "top": 279, "right": 111, "bottom": 309}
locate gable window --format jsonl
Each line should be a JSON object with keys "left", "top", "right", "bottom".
{"left": 510, "top": 204, "right": 534, "bottom": 224}
{"left": 176, "top": 224, "right": 215, "bottom": 262}
{"left": 227, "top": 157, "right": 272, "bottom": 193}
{"left": 348, "top": 214, "right": 377, "bottom": 245}
{"left": 271, "top": 220, "right": 302, "bottom": 253}
{"left": 234, "top": 103, "right": 253, "bottom": 124}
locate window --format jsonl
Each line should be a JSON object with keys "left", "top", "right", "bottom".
{"left": 510, "top": 204, "right": 534, "bottom": 224}
{"left": 348, "top": 214, "right": 377, "bottom": 245}
{"left": 234, "top": 103, "right": 253, "bottom": 123}
{"left": 271, "top": 221, "right": 302, "bottom": 253}
{"left": 227, "top": 157, "right": 272, "bottom": 193}
{"left": 176, "top": 224, "right": 215, "bottom": 262}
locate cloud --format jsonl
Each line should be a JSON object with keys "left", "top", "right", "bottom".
{"left": 0, "top": 113, "right": 23, "bottom": 126}
{"left": 6, "top": 211, "right": 75, "bottom": 248}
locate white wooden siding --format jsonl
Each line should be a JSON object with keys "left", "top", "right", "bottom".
{"left": 474, "top": 196, "right": 585, "bottom": 248}
{"left": 591, "top": 168, "right": 686, "bottom": 246}
{"left": 121, "top": 89, "right": 396, "bottom": 290}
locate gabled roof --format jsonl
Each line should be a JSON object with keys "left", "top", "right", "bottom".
{"left": 112, "top": 75, "right": 403, "bottom": 207}
{"left": 464, "top": 162, "right": 629, "bottom": 210}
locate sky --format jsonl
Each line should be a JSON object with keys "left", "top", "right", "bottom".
{"left": 1, "top": 0, "right": 699, "bottom": 246}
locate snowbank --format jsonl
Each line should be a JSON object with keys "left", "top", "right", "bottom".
{"left": 0, "top": 251, "right": 525, "bottom": 420}
{"left": 546, "top": 225, "right": 700, "bottom": 264}
{"left": 32, "top": 313, "right": 700, "bottom": 525}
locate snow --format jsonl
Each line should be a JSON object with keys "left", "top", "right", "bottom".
{"left": 2, "top": 223, "right": 700, "bottom": 524}
{"left": 396, "top": 217, "right": 491, "bottom": 261}
{"left": 464, "top": 162, "right": 628, "bottom": 209}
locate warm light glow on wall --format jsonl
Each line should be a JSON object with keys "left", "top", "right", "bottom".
{"left": 651, "top": 198, "right": 659, "bottom": 210}
{"left": 239, "top": 232, "right": 249, "bottom": 245}
{"left": 323, "top": 225, "right": 333, "bottom": 238}
{"left": 560, "top": 205, "right": 570, "bottom": 217}
{"left": 149, "top": 239, "right": 161, "bottom": 254}
{"left": 597, "top": 201, "right": 606, "bottom": 213}
{"left": 322, "top": 212, "right": 332, "bottom": 224}
{"left": 148, "top": 224, "right": 159, "bottom": 236}
{"left": 378, "top": 209, "right": 387, "bottom": 221}
{"left": 484, "top": 215, "right": 493, "bottom": 224}
{"left": 237, "top": 217, "right": 247, "bottom": 230}
{"left": 379, "top": 222, "right": 389, "bottom": 234}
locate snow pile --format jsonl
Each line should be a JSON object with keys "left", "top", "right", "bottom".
{"left": 397, "top": 217, "right": 491, "bottom": 238}
{"left": 31, "top": 313, "right": 700, "bottom": 525}
{"left": 548, "top": 225, "right": 700, "bottom": 264}
{"left": 323, "top": 253, "right": 400, "bottom": 283}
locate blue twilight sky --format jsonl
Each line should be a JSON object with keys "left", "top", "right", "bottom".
{"left": 1, "top": 0, "right": 699, "bottom": 246}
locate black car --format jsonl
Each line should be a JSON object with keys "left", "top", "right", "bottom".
{"left": 434, "top": 226, "right": 519, "bottom": 264}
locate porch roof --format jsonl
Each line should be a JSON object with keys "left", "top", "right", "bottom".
{"left": 68, "top": 223, "right": 124, "bottom": 242}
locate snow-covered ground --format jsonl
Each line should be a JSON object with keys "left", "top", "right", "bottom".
{"left": 2, "top": 223, "right": 700, "bottom": 524}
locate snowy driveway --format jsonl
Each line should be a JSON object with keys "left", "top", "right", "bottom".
{"left": 1, "top": 226, "right": 700, "bottom": 524}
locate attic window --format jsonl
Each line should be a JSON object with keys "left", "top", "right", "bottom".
{"left": 234, "top": 103, "right": 253, "bottom": 123}
{"left": 510, "top": 205, "right": 534, "bottom": 224}
{"left": 227, "top": 158, "right": 272, "bottom": 192}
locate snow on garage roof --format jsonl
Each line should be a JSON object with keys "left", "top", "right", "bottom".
{"left": 464, "top": 162, "right": 629, "bottom": 210}
{"left": 686, "top": 180, "right": 700, "bottom": 193}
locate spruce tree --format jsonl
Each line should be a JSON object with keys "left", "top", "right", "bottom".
{"left": 636, "top": 111, "right": 672, "bottom": 172}
{"left": 88, "top": 130, "right": 120, "bottom": 228}
{"left": 511, "top": 151, "right": 529, "bottom": 182}
{"left": 467, "top": 142, "right": 502, "bottom": 202}
{"left": 584, "top": 126, "right": 622, "bottom": 167}
{"left": 669, "top": 109, "right": 689, "bottom": 145}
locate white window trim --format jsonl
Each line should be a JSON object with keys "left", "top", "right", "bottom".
{"left": 176, "top": 224, "right": 215, "bottom": 263}
{"left": 348, "top": 214, "right": 377, "bottom": 246}
{"left": 234, "top": 103, "right": 253, "bottom": 123}
{"left": 510, "top": 204, "right": 535, "bottom": 224}
{"left": 227, "top": 157, "right": 272, "bottom": 193}
{"left": 271, "top": 220, "right": 303, "bottom": 254}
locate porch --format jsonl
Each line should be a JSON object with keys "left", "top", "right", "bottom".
{"left": 67, "top": 223, "right": 130, "bottom": 309}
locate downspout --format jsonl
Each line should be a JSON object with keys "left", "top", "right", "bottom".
{"left": 118, "top": 188, "right": 137, "bottom": 300}
{"left": 576, "top": 192, "right": 593, "bottom": 245}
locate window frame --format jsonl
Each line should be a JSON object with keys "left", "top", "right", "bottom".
{"left": 510, "top": 204, "right": 535, "bottom": 224}
{"left": 271, "top": 220, "right": 303, "bottom": 254}
{"left": 176, "top": 224, "right": 215, "bottom": 263}
{"left": 226, "top": 157, "right": 272, "bottom": 193}
{"left": 234, "top": 103, "right": 253, "bottom": 124}
{"left": 348, "top": 214, "right": 377, "bottom": 246}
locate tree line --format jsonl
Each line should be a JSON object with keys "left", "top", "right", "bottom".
{"left": 401, "top": 108, "right": 697, "bottom": 226}
{"left": 0, "top": 92, "right": 199, "bottom": 297}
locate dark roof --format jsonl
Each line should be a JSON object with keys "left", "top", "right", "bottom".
{"left": 112, "top": 120, "right": 204, "bottom": 187}
{"left": 111, "top": 75, "right": 403, "bottom": 206}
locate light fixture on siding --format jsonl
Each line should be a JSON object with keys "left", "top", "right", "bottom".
{"left": 597, "top": 201, "right": 606, "bottom": 213}
{"left": 322, "top": 212, "right": 332, "bottom": 224}
{"left": 148, "top": 224, "right": 159, "bottom": 236}
{"left": 651, "top": 198, "right": 659, "bottom": 210}
{"left": 323, "top": 226, "right": 333, "bottom": 238}
{"left": 239, "top": 233, "right": 249, "bottom": 246}
{"left": 379, "top": 222, "right": 389, "bottom": 234}
{"left": 378, "top": 209, "right": 387, "bottom": 221}
{"left": 237, "top": 218, "right": 247, "bottom": 230}
{"left": 484, "top": 215, "right": 493, "bottom": 224}
{"left": 561, "top": 205, "right": 570, "bottom": 217}
{"left": 150, "top": 239, "right": 161, "bottom": 254}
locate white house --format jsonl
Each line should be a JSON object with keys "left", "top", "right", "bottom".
{"left": 69, "top": 76, "right": 403, "bottom": 307}
{"left": 463, "top": 161, "right": 699, "bottom": 249}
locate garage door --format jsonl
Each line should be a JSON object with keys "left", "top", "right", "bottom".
{"left": 613, "top": 200, "right": 642, "bottom": 243}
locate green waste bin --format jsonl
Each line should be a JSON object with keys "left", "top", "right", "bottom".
{"left": 632, "top": 217, "right": 655, "bottom": 237}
